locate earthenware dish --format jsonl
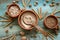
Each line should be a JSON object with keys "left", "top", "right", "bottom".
{"left": 6, "top": 3, "right": 20, "bottom": 18}
{"left": 18, "top": 10, "right": 38, "bottom": 30}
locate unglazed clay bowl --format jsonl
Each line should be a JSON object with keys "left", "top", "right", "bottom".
{"left": 6, "top": 3, "right": 21, "bottom": 18}
{"left": 18, "top": 10, "right": 38, "bottom": 30}
{"left": 44, "top": 15, "right": 58, "bottom": 30}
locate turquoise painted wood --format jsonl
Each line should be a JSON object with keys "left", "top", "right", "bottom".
{"left": 0, "top": 0, "right": 60, "bottom": 40}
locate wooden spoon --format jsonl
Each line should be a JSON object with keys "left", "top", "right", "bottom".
{"left": 23, "top": 18, "right": 54, "bottom": 40}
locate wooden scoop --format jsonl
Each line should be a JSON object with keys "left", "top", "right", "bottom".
{"left": 18, "top": 10, "right": 54, "bottom": 40}
{"left": 22, "top": 15, "right": 54, "bottom": 40}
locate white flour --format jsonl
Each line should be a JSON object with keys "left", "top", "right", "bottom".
{"left": 21, "top": 12, "right": 36, "bottom": 29}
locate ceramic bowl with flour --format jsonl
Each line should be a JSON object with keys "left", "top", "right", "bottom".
{"left": 6, "top": 3, "right": 20, "bottom": 18}
{"left": 44, "top": 15, "right": 58, "bottom": 30}
{"left": 18, "top": 10, "right": 38, "bottom": 30}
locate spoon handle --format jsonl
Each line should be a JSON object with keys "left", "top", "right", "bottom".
{"left": 34, "top": 25, "right": 48, "bottom": 36}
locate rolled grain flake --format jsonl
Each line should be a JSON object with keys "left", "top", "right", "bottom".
{"left": 21, "top": 8, "right": 26, "bottom": 12}
{"left": 31, "top": 34, "right": 37, "bottom": 38}
{"left": 43, "top": 3, "right": 46, "bottom": 6}
{"left": 49, "top": 4, "right": 55, "bottom": 7}
{"left": 21, "top": 36, "right": 27, "bottom": 40}
{"left": 9, "top": 24, "right": 13, "bottom": 29}
{"left": 12, "top": 1, "right": 16, "bottom": 3}
{"left": 35, "top": 1, "right": 38, "bottom": 5}
{"left": 15, "top": 0, "right": 19, "bottom": 3}
{"left": 7, "top": 4, "right": 10, "bottom": 7}
{"left": 20, "top": 31, "right": 25, "bottom": 36}
{"left": 56, "top": 2, "right": 60, "bottom": 6}
{"left": 5, "top": 30, "right": 8, "bottom": 33}
{"left": 29, "top": 4, "right": 32, "bottom": 8}
{"left": 51, "top": 1, "right": 55, "bottom": 4}
{"left": 34, "top": 1, "right": 38, "bottom": 6}
{"left": 46, "top": 0, "right": 49, "bottom": 3}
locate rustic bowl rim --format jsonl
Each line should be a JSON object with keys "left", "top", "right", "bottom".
{"left": 7, "top": 3, "right": 20, "bottom": 18}
{"left": 18, "top": 10, "right": 38, "bottom": 30}
{"left": 43, "top": 15, "right": 58, "bottom": 29}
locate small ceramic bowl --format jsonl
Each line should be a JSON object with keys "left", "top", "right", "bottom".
{"left": 18, "top": 10, "right": 38, "bottom": 30}
{"left": 6, "top": 3, "right": 21, "bottom": 18}
{"left": 44, "top": 15, "right": 58, "bottom": 30}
